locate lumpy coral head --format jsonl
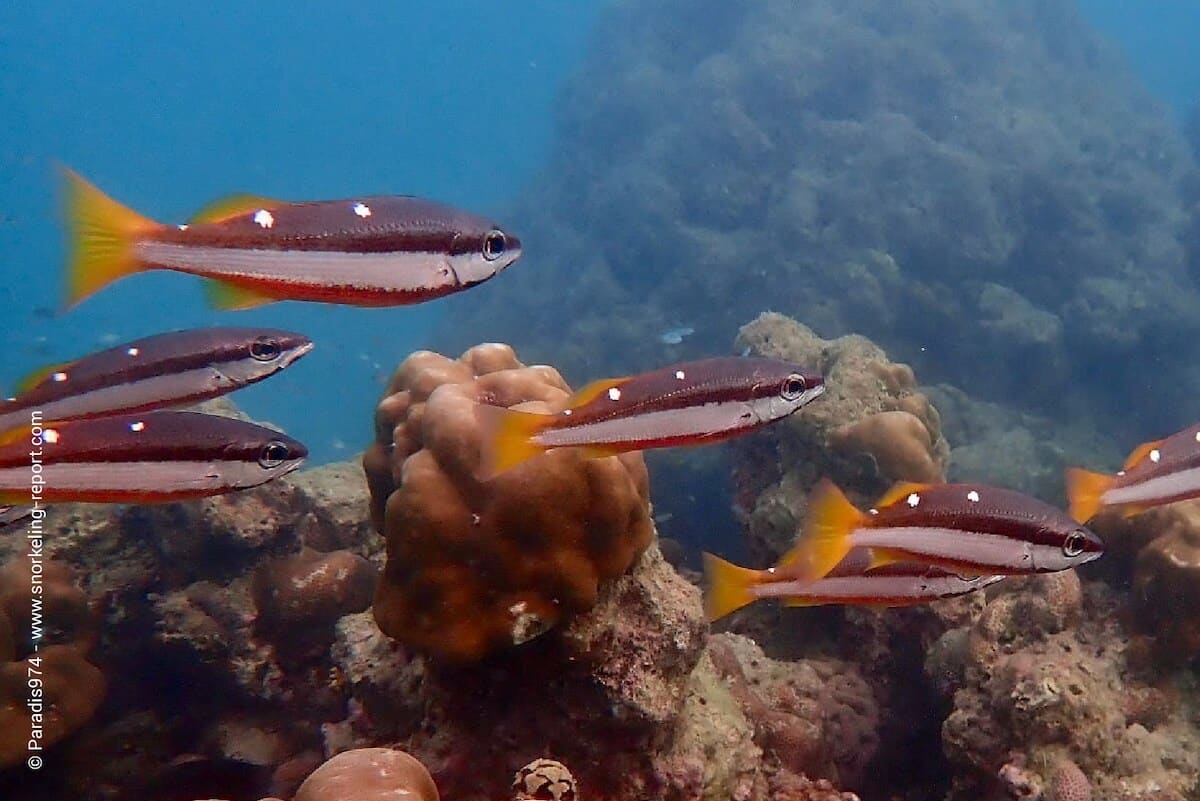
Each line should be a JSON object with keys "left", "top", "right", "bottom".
{"left": 365, "top": 344, "right": 653, "bottom": 662}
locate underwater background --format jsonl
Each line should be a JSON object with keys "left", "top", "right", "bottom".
{"left": 3, "top": 1, "right": 1200, "bottom": 800}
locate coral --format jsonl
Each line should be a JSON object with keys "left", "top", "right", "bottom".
{"left": 707, "top": 633, "right": 879, "bottom": 789}
{"left": 1128, "top": 502, "right": 1200, "bottom": 665}
{"left": 1046, "top": 759, "right": 1092, "bottom": 801}
{"left": 0, "top": 645, "right": 105, "bottom": 767}
{"left": 443, "top": 0, "right": 1200, "bottom": 448}
{"left": 512, "top": 758, "right": 577, "bottom": 801}
{"left": 251, "top": 547, "right": 375, "bottom": 654}
{"left": 931, "top": 575, "right": 1200, "bottom": 801}
{"left": 364, "top": 343, "right": 654, "bottom": 662}
{"left": 293, "top": 747, "right": 439, "bottom": 801}
{"left": 0, "top": 560, "right": 103, "bottom": 767}
{"left": 728, "top": 312, "right": 948, "bottom": 563}
{"left": 335, "top": 541, "right": 708, "bottom": 801}
{"left": 828, "top": 410, "right": 942, "bottom": 484}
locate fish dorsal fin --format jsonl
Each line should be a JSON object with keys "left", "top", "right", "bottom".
{"left": 205, "top": 279, "right": 279, "bottom": 311}
{"left": 1122, "top": 439, "right": 1166, "bottom": 471}
{"left": 875, "top": 481, "right": 934, "bottom": 509}
{"left": 776, "top": 478, "right": 861, "bottom": 581}
{"left": 190, "top": 194, "right": 282, "bottom": 225}
{"left": 567, "top": 376, "right": 630, "bottom": 408}
{"left": 15, "top": 360, "right": 77, "bottom": 395}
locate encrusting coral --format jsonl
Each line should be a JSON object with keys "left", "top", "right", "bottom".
{"left": 363, "top": 343, "right": 654, "bottom": 662}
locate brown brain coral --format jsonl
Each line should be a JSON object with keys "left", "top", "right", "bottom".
{"left": 364, "top": 344, "right": 653, "bottom": 662}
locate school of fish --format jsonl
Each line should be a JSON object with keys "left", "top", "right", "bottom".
{"left": 13, "top": 166, "right": 1200, "bottom": 624}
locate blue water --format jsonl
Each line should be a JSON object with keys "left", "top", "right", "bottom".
{"left": 1, "top": 1, "right": 1196, "bottom": 466}
{"left": 0, "top": 2, "right": 599, "bottom": 462}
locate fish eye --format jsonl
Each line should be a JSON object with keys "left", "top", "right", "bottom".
{"left": 482, "top": 230, "right": 507, "bottom": 261}
{"left": 258, "top": 440, "right": 292, "bottom": 469}
{"left": 780, "top": 374, "right": 807, "bottom": 400}
{"left": 250, "top": 337, "right": 282, "bottom": 362}
{"left": 1062, "top": 530, "right": 1087, "bottom": 558}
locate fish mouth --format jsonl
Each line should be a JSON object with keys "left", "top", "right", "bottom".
{"left": 283, "top": 340, "right": 316, "bottom": 366}
{"left": 798, "top": 383, "right": 826, "bottom": 408}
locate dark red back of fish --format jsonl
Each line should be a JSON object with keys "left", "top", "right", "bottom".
{"left": 870, "top": 483, "right": 1078, "bottom": 549}
{"left": 1119, "top": 423, "right": 1200, "bottom": 486}
{"left": 149, "top": 196, "right": 501, "bottom": 253}
{"left": 562, "top": 356, "right": 820, "bottom": 426}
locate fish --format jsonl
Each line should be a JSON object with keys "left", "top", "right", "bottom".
{"left": 0, "top": 411, "right": 307, "bottom": 505}
{"left": 782, "top": 479, "right": 1104, "bottom": 582}
{"left": 703, "top": 547, "right": 1005, "bottom": 621}
{"left": 0, "top": 327, "right": 313, "bottom": 432}
{"left": 475, "top": 356, "right": 825, "bottom": 479}
{"left": 1066, "top": 422, "right": 1200, "bottom": 522}
{"left": 62, "top": 168, "right": 523, "bottom": 310}
{"left": 0, "top": 504, "right": 32, "bottom": 529}
{"left": 658, "top": 325, "right": 695, "bottom": 345}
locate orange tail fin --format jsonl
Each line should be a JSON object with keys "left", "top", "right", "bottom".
{"left": 779, "top": 478, "right": 861, "bottom": 581}
{"left": 475, "top": 404, "right": 552, "bottom": 480}
{"left": 61, "top": 167, "right": 160, "bottom": 308}
{"left": 1064, "top": 467, "right": 1114, "bottom": 523}
{"left": 702, "top": 552, "right": 763, "bottom": 622}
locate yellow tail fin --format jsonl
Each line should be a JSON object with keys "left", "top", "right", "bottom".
{"left": 62, "top": 167, "right": 160, "bottom": 308}
{"left": 1064, "top": 467, "right": 1113, "bottom": 523}
{"left": 475, "top": 404, "right": 552, "bottom": 480}
{"left": 702, "top": 552, "right": 762, "bottom": 621}
{"left": 779, "top": 478, "right": 861, "bottom": 581}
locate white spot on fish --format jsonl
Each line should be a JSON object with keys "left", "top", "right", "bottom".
{"left": 966, "top": 490, "right": 980, "bottom": 502}
{"left": 868, "top": 508, "right": 879, "bottom": 515}
{"left": 608, "top": 387, "right": 622, "bottom": 401}
{"left": 353, "top": 202, "right": 372, "bottom": 218}
{"left": 562, "top": 408, "right": 573, "bottom": 416}
{"left": 675, "top": 370, "right": 686, "bottom": 380}
{"left": 1150, "top": 449, "right": 1161, "bottom": 463}
{"left": 766, "top": 566, "right": 777, "bottom": 574}
{"left": 129, "top": 421, "right": 146, "bottom": 432}
{"left": 906, "top": 492, "right": 921, "bottom": 507}
{"left": 1117, "top": 470, "right": 1126, "bottom": 477}
{"left": 43, "top": 429, "right": 60, "bottom": 444}
{"left": 1195, "top": 431, "right": 1200, "bottom": 443}
{"left": 177, "top": 224, "right": 189, "bottom": 231}
{"left": 52, "top": 372, "right": 68, "bottom": 382}
{"left": 253, "top": 209, "right": 275, "bottom": 229}
{"left": 126, "top": 347, "right": 140, "bottom": 357}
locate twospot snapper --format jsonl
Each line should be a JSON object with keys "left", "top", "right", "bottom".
{"left": 1066, "top": 421, "right": 1200, "bottom": 522}
{"left": 703, "top": 547, "right": 1005, "bottom": 621}
{"left": 783, "top": 479, "right": 1104, "bottom": 582}
{"left": 0, "top": 411, "right": 307, "bottom": 504}
{"left": 0, "top": 327, "right": 312, "bottom": 432}
{"left": 475, "top": 356, "right": 825, "bottom": 479}
{"left": 63, "top": 169, "right": 523, "bottom": 310}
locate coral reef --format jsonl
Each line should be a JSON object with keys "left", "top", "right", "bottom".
{"left": 1087, "top": 500, "right": 1200, "bottom": 665}
{"left": 728, "top": 312, "right": 949, "bottom": 562}
{"left": 439, "top": 0, "right": 1200, "bottom": 519}
{"left": 931, "top": 572, "right": 1200, "bottom": 801}
{"left": 364, "top": 343, "right": 654, "bottom": 662}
